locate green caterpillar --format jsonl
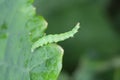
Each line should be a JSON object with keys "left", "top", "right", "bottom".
{"left": 31, "top": 23, "right": 80, "bottom": 52}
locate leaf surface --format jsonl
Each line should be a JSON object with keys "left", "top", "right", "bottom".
{"left": 0, "top": 0, "right": 63, "bottom": 80}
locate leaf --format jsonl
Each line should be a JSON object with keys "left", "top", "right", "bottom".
{"left": 30, "top": 44, "right": 63, "bottom": 80}
{"left": 0, "top": 0, "right": 79, "bottom": 80}
{"left": 0, "top": 0, "right": 63, "bottom": 80}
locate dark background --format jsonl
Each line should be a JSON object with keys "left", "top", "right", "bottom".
{"left": 34, "top": 0, "right": 120, "bottom": 80}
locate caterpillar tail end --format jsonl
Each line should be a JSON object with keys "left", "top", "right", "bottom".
{"left": 76, "top": 22, "right": 80, "bottom": 29}
{"left": 77, "top": 22, "right": 80, "bottom": 26}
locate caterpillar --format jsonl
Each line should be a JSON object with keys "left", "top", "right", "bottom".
{"left": 31, "top": 22, "right": 80, "bottom": 52}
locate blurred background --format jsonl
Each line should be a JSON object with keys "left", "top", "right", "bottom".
{"left": 34, "top": 0, "right": 120, "bottom": 80}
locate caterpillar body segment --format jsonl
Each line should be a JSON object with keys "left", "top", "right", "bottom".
{"left": 31, "top": 23, "right": 80, "bottom": 52}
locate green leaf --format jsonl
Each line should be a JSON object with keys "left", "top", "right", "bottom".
{"left": 0, "top": 0, "right": 79, "bottom": 80}
{"left": 0, "top": 0, "right": 63, "bottom": 80}
{"left": 30, "top": 44, "right": 63, "bottom": 80}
